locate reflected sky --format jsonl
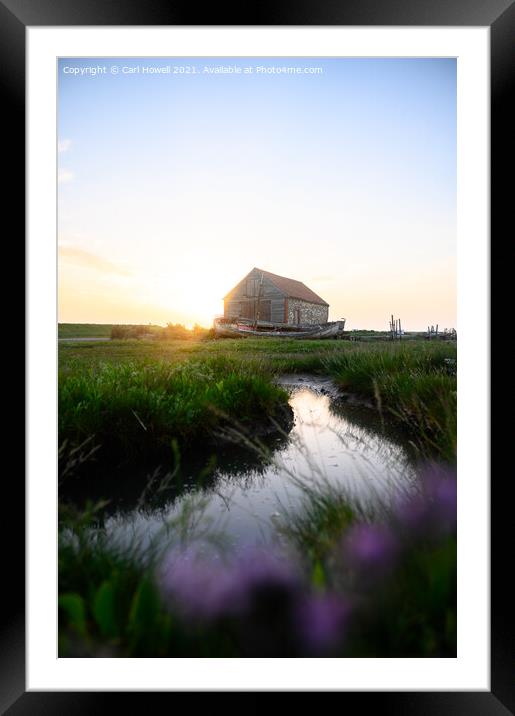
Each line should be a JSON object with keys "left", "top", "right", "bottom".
{"left": 98, "top": 379, "right": 418, "bottom": 553}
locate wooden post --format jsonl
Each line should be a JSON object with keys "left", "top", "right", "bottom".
{"left": 254, "top": 272, "right": 264, "bottom": 329}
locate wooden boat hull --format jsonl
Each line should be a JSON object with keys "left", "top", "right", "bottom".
{"left": 213, "top": 319, "right": 346, "bottom": 339}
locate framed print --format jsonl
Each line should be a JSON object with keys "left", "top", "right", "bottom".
{"left": 5, "top": 0, "right": 511, "bottom": 709}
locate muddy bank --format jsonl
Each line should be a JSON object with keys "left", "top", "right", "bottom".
{"left": 276, "top": 373, "right": 342, "bottom": 398}
{"left": 277, "top": 373, "right": 421, "bottom": 462}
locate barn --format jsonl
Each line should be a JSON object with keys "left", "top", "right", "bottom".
{"left": 223, "top": 268, "right": 329, "bottom": 326}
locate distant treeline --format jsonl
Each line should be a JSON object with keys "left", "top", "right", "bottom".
{"left": 111, "top": 323, "right": 213, "bottom": 340}
{"left": 58, "top": 322, "right": 213, "bottom": 340}
{"left": 59, "top": 323, "right": 115, "bottom": 338}
{"left": 110, "top": 324, "right": 159, "bottom": 339}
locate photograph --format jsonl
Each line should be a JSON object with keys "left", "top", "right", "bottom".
{"left": 57, "top": 56, "right": 457, "bottom": 659}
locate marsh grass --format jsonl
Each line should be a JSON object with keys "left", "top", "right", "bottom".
{"left": 58, "top": 338, "right": 457, "bottom": 657}
{"left": 59, "top": 339, "right": 456, "bottom": 465}
{"left": 59, "top": 521, "right": 180, "bottom": 656}
{"left": 58, "top": 336, "right": 350, "bottom": 372}
{"left": 326, "top": 343, "right": 457, "bottom": 460}
{"left": 59, "top": 356, "right": 291, "bottom": 463}
{"left": 265, "top": 443, "right": 456, "bottom": 656}
{"left": 343, "top": 533, "right": 457, "bottom": 657}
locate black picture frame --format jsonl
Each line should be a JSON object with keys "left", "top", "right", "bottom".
{"left": 6, "top": 0, "right": 509, "bottom": 710}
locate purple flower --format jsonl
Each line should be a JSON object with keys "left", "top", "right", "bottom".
{"left": 158, "top": 546, "right": 243, "bottom": 620}
{"left": 421, "top": 463, "right": 457, "bottom": 521}
{"left": 295, "top": 593, "right": 349, "bottom": 653}
{"left": 394, "top": 463, "right": 457, "bottom": 535}
{"left": 158, "top": 544, "right": 301, "bottom": 622}
{"left": 393, "top": 492, "right": 431, "bottom": 531}
{"left": 343, "top": 523, "right": 398, "bottom": 575}
{"left": 430, "top": 474, "right": 457, "bottom": 528}
{"left": 234, "top": 546, "right": 301, "bottom": 593}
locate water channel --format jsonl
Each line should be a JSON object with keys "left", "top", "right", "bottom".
{"left": 74, "top": 376, "right": 419, "bottom": 554}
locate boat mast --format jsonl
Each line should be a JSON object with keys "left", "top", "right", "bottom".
{"left": 254, "top": 271, "right": 264, "bottom": 328}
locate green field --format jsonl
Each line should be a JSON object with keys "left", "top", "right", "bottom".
{"left": 59, "top": 335, "right": 367, "bottom": 369}
{"left": 59, "top": 334, "right": 456, "bottom": 369}
{"left": 59, "top": 323, "right": 115, "bottom": 338}
{"left": 58, "top": 323, "right": 163, "bottom": 338}
{"left": 59, "top": 337, "right": 456, "bottom": 461}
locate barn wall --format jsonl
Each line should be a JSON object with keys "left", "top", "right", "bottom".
{"left": 224, "top": 297, "right": 285, "bottom": 321}
{"left": 225, "top": 300, "right": 241, "bottom": 318}
{"left": 271, "top": 299, "right": 285, "bottom": 323}
{"left": 287, "top": 299, "right": 329, "bottom": 325}
{"left": 224, "top": 270, "right": 285, "bottom": 321}
{"left": 224, "top": 269, "right": 329, "bottom": 325}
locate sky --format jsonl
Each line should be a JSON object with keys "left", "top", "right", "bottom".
{"left": 58, "top": 57, "right": 456, "bottom": 330}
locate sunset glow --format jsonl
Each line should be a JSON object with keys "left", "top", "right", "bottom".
{"left": 58, "top": 57, "right": 456, "bottom": 330}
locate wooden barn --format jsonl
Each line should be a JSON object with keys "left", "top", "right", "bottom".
{"left": 223, "top": 268, "right": 329, "bottom": 326}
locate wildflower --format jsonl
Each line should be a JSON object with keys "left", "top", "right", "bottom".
{"left": 343, "top": 522, "right": 398, "bottom": 577}
{"left": 421, "top": 463, "right": 457, "bottom": 530}
{"left": 295, "top": 593, "right": 349, "bottom": 654}
{"left": 234, "top": 546, "right": 300, "bottom": 593}
{"left": 394, "top": 463, "right": 457, "bottom": 535}
{"left": 158, "top": 546, "right": 241, "bottom": 620}
{"left": 158, "top": 544, "right": 300, "bottom": 622}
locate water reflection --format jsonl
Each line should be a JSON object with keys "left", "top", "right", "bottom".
{"left": 83, "top": 377, "right": 418, "bottom": 552}
{"left": 60, "top": 424, "right": 291, "bottom": 515}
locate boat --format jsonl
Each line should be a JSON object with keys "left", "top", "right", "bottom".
{"left": 213, "top": 317, "right": 347, "bottom": 339}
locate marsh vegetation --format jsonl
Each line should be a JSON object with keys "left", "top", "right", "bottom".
{"left": 58, "top": 336, "right": 457, "bottom": 657}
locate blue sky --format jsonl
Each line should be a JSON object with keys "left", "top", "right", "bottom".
{"left": 58, "top": 57, "right": 456, "bottom": 329}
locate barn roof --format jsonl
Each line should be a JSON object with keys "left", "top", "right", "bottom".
{"left": 225, "top": 268, "right": 329, "bottom": 306}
